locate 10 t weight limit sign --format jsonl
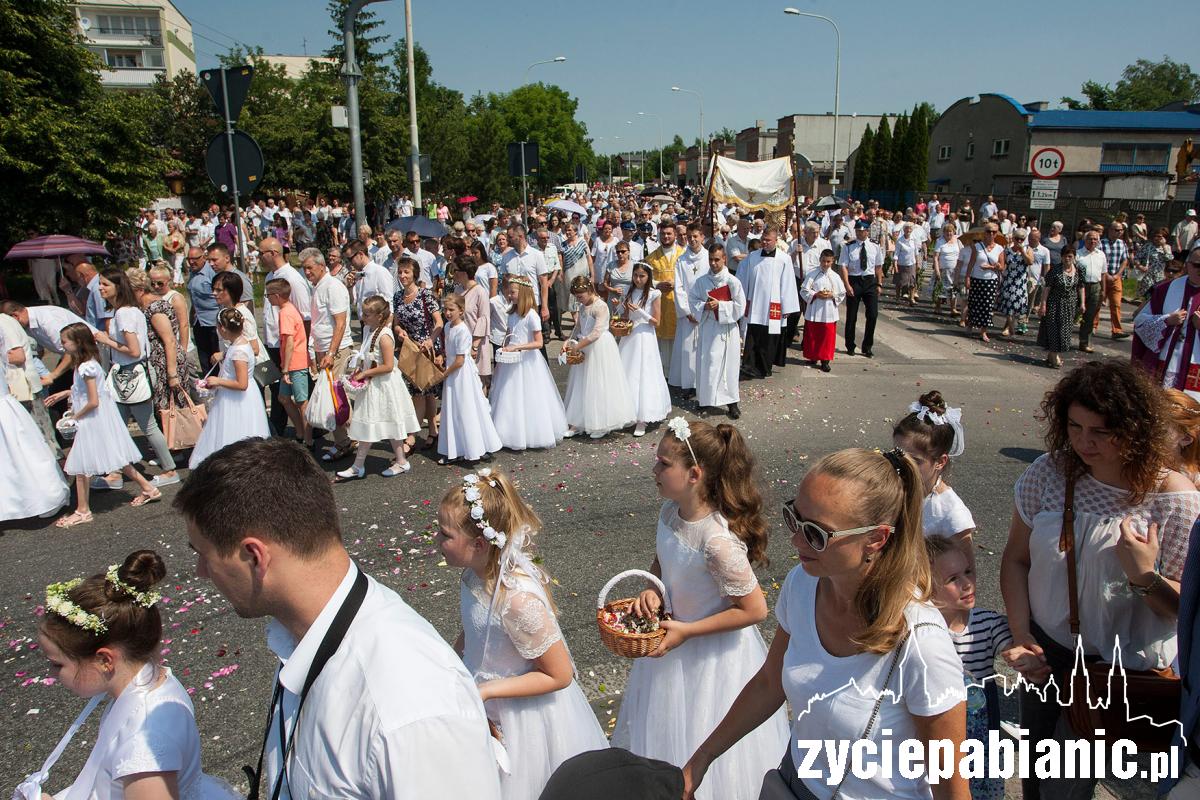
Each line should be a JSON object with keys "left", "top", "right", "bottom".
{"left": 1030, "top": 147, "right": 1065, "bottom": 179}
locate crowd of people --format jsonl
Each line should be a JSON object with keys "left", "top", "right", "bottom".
{"left": 3, "top": 185, "right": 1200, "bottom": 800}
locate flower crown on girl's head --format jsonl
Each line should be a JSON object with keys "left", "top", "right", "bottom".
{"left": 667, "top": 416, "right": 697, "bottom": 463}
{"left": 508, "top": 275, "right": 534, "bottom": 289}
{"left": 45, "top": 565, "right": 162, "bottom": 637}
{"left": 462, "top": 468, "right": 507, "bottom": 549}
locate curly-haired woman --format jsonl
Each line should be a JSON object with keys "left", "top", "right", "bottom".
{"left": 1001, "top": 360, "right": 1200, "bottom": 798}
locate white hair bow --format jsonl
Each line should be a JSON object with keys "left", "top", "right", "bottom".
{"left": 908, "top": 401, "right": 966, "bottom": 458}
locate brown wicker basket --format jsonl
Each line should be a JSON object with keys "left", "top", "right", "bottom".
{"left": 565, "top": 349, "right": 585, "bottom": 365}
{"left": 610, "top": 318, "right": 633, "bottom": 338}
{"left": 596, "top": 570, "right": 672, "bottom": 658}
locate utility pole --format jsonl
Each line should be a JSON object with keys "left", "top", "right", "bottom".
{"left": 342, "top": 0, "right": 387, "bottom": 230}
{"left": 217, "top": 67, "right": 243, "bottom": 263}
{"left": 404, "top": 0, "right": 421, "bottom": 208}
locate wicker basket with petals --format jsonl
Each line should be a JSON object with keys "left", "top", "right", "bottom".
{"left": 596, "top": 569, "right": 672, "bottom": 658}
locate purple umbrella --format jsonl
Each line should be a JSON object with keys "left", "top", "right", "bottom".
{"left": 4, "top": 235, "right": 108, "bottom": 260}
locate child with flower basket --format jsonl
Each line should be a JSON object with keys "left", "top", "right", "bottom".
{"left": 611, "top": 417, "right": 787, "bottom": 800}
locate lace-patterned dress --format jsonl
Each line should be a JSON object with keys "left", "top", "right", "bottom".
{"left": 187, "top": 341, "right": 270, "bottom": 469}
{"left": 460, "top": 570, "right": 608, "bottom": 800}
{"left": 612, "top": 502, "right": 788, "bottom": 799}
{"left": 562, "top": 298, "right": 635, "bottom": 435}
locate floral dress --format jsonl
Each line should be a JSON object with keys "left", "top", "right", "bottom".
{"left": 996, "top": 246, "right": 1030, "bottom": 317}
{"left": 393, "top": 286, "right": 443, "bottom": 398}
{"left": 1137, "top": 242, "right": 1172, "bottom": 299}
{"left": 145, "top": 299, "right": 193, "bottom": 411}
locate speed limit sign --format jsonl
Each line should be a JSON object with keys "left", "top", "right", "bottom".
{"left": 1030, "top": 147, "right": 1065, "bottom": 179}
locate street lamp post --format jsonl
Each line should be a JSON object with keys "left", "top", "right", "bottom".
{"left": 671, "top": 86, "right": 704, "bottom": 185}
{"left": 342, "top": 0, "right": 388, "bottom": 229}
{"left": 637, "top": 111, "right": 664, "bottom": 181}
{"left": 784, "top": 8, "right": 841, "bottom": 192}
{"left": 525, "top": 56, "right": 566, "bottom": 82}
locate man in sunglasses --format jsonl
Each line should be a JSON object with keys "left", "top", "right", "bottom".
{"left": 185, "top": 246, "right": 220, "bottom": 369}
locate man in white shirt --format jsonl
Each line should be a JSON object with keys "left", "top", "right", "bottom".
{"left": 403, "top": 231, "right": 437, "bottom": 288}
{"left": 785, "top": 222, "right": 831, "bottom": 345}
{"left": 348, "top": 239, "right": 397, "bottom": 318}
{"left": 399, "top": 195, "right": 415, "bottom": 217}
{"left": 1174, "top": 210, "right": 1199, "bottom": 259}
{"left": 501, "top": 225, "right": 551, "bottom": 323}
{"left": 176, "top": 438, "right": 501, "bottom": 800}
{"left": 301, "top": 247, "right": 354, "bottom": 456}
{"left": 1026, "top": 228, "right": 1051, "bottom": 313}
{"left": 980, "top": 195, "right": 998, "bottom": 220}
{"left": 381, "top": 230, "right": 407, "bottom": 284}
{"left": 837, "top": 220, "right": 885, "bottom": 357}
{"left": 531, "top": 227, "right": 563, "bottom": 340}
{"left": 724, "top": 217, "right": 752, "bottom": 275}
{"left": 619, "top": 221, "right": 644, "bottom": 263}
{"left": 258, "top": 237, "right": 313, "bottom": 436}
{"left": 1076, "top": 229, "right": 1108, "bottom": 352}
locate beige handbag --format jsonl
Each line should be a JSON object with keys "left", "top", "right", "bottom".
{"left": 159, "top": 392, "right": 206, "bottom": 451}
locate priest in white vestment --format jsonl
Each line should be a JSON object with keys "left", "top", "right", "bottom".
{"left": 670, "top": 225, "right": 709, "bottom": 393}
{"left": 689, "top": 246, "right": 746, "bottom": 419}
{"left": 740, "top": 227, "right": 801, "bottom": 378}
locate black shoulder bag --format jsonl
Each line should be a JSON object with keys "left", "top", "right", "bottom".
{"left": 244, "top": 567, "right": 369, "bottom": 800}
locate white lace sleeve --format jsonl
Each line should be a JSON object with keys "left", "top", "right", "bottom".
{"left": 227, "top": 345, "right": 252, "bottom": 363}
{"left": 499, "top": 588, "right": 563, "bottom": 661}
{"left": 1134, "top": 310, "right": 1170, "bottom": 350}
{"left": 703, "top": 533, "right": 760, "bottom": 597}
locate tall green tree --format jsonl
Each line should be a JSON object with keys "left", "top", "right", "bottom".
{"left": 909, "top": 103, "right": 931, "bottom": 193}
{"left": 0, "top": 0, "right": 177, "bottom": 245}
{"left": 852, "top": 125, "right": 873, "bottom": 193}
{"left": 869, "top": 117, "right": 891, "bottom": 194}
{"left": 489, "top": 83, "right": 591, "bottom": 190}
{"left": 324, "top": 0, "right": 388, "bottom": 67}
{"left": 888, "top": 113, "right": 908, "bottom": 192}
{"left": 1062, "top": 57, "right": 1200, "bottom": 110}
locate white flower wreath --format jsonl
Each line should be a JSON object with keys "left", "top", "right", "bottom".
{"left": 45, "top": 579, "right": 107, "bottom": 635}
{"left": 462, "top": 470, "right": 506, "bottom": 549}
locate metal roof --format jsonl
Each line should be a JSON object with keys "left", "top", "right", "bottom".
{"left": 1028, "top": 110, "right": 1200, "bottom": 131}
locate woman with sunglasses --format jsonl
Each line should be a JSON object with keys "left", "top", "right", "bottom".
{"left": 148, "top": 263, "right": 191, "bottom": 358}
{"left": 682, "top": 448, "right": 969, "bottom": 800}
{"left": 127, "top": 269, "right": 193, "bottom": 421}
{"left": 603, "top": 243, "right": 635, "bottom": 316}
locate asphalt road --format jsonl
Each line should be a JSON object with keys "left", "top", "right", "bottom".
{"left": 0, "top": 297, "right": 1136, "bottom": 796}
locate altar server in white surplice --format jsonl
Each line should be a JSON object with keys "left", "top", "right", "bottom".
{"left": 670, "top": 224, "right": 708, "bottom": 392}
{"left": 739, "top": 227, "right": 800, "bottom": 378}
{"left": 688, "top": 246, "right": 746, "bottom": 419}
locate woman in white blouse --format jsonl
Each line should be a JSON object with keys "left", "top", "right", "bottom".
{"left": 1001, "top": 360, "right": 1199, "bottom": 799}
{"left": 683, "top": 447, "right": 969, "bottom": 800}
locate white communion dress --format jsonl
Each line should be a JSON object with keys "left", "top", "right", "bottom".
{"left": 618, "top": 288, "right": 672, "bottom": 424}
{"left": 31, "top": 664, "right": 238, "bottom": 800}
{"left": 460, "top": 570, "right": 608, "bottom": 800}
{"left": 347, "top": 326, "right": 421, "bottom": 443}
{"left": 562, "top": 298, "right": 635, "bottom": 435}
{"left": 439, "top": 322, "right": 502, "bottom": 461}
{"left": 0, "top": 348, "right": 69, "bottom": 520}
{"left": 188, "top": 341, "right": 269, "bottom": 468}
{"left": 613, "top": 502, "right": 789, "bottom": 800}
{"left": 62, "top": 360, "right": 144, "bottom": 477}
{"left": 489, "top": 309, "right": 567, "bottom": 450}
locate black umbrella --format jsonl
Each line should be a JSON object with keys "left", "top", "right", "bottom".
{"left": 385, "top": 216, "right": 449, "bottom": 238}
{"left": 812, "top": 195, "right": 849, "bottom": 211}
{"left": 638, "top": 186, "right": 671, "bottom": 198}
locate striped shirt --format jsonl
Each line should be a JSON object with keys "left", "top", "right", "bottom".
{"left": 949, "top": 608, "right": 1013, "bottom": 682}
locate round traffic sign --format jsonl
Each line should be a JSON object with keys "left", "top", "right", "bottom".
{"left": 1030, "top": 147, "right": 1065, "bottom": 179}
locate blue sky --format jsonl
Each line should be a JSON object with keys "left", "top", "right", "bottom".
{"left": 177, "top": 0, "right": 1197, "bottom": 154}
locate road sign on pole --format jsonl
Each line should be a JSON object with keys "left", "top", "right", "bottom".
{"left": 1030, "top": 147, "right": 1065, "bottom": 179}
{"left": 204, "top": 130, "right": 263, "bottom": 196}
{"left": 199, "top": 65, "right": 260, "bottom": 266}
{"left": 200, "top": 66, "right": 253, "bottom": 123}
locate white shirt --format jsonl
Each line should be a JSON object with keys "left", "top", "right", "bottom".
{"left": 799, "top": 267, "right": 846, "bottom": 323}
{"left": 262, "top": 265, "right": 313, "bottom": 347}
{"left": 923, "top": 482, "right": 976, "bottom": 538}
{"left": 108, "top": 306, "right": 150, "bottom": 367}
{"left": 838, "top": 239, "right": 884, "bottom": 277}
{"left": 500, "top": 247, "right": 550, "bottom": 303}
{"left": 724, "top": 234, "right": 750, "bottom": 268}
{"left": 310, "top": 273, "right": 352, "bottom": 354}
{"left": 980, "top": 201, "right": 998, "bottom": 219}
{"left": 621, "top": 238, "right": 645, "bottom": 264}
{"left": 354, "top": 261, "right": 398, "bottom": 318}
{"left": 791, "top": 236, "right": 831, "bottom": 279}
{"left": 25, "top": 305, "right": 93, "bottom": 354}
{"left": 263, "top": 564, "right": 501, "bottom": 800}
{"left": 933, "top": 237, "right": 962, "bottom": 274}
{"left": 894, "top": 234, "right": 918, "bottom": 266}
{"left": 969, "top": 242, "right": 1004, "bottom": 280}
{"left": 408, "top": 247, "right": 437, "bottom": 287}
{"left": 369, "top": 243, "right": 389, "bottom": 266}
{"left": 591, "top": 237, "right": 618, "bottom": 284}
{"left": 776, "top": 566, "right": 966, "bottom": 800}
{"left": 1029, "top": 244, "right": 1051, "bottom": 284}
{"left": 1077, "top": 248, "right": 1107, "bottom": 283}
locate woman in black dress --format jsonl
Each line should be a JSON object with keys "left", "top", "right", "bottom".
{"left": 1036, "top": 248, "right": 1084, "bottom": 369}
{"left": 392, "top": 256, "right": 444, "bottom": 448}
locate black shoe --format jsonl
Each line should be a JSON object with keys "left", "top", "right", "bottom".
{"left": 846, "top": 347, "right": 856, "bottom": 356}
{"left": 863, "top": 350, "right": 874, "bottom": 358}
{"left": 682, "top": 388, "right": 696, "bottom": 399}
{"left": 1113, "top": 332, "right": 1131, "bottom": 340}
{"left": 820, "top": 361, "right": 832, "bottom": 372}
{"left": 728, "top": 403, "right": 741, "bottom": 420}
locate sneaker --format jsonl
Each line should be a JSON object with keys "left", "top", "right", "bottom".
{"left": 381, "top": 462, "right": 412, "bottom": 477}
{"left": 633, "top": 422, "right": 647, "bottom": 437}
{"left": 90, "top": 476, "right": 122, "bottom": 491}
{"left": 151, "top": 473, "right": 181, "bottom": 488}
